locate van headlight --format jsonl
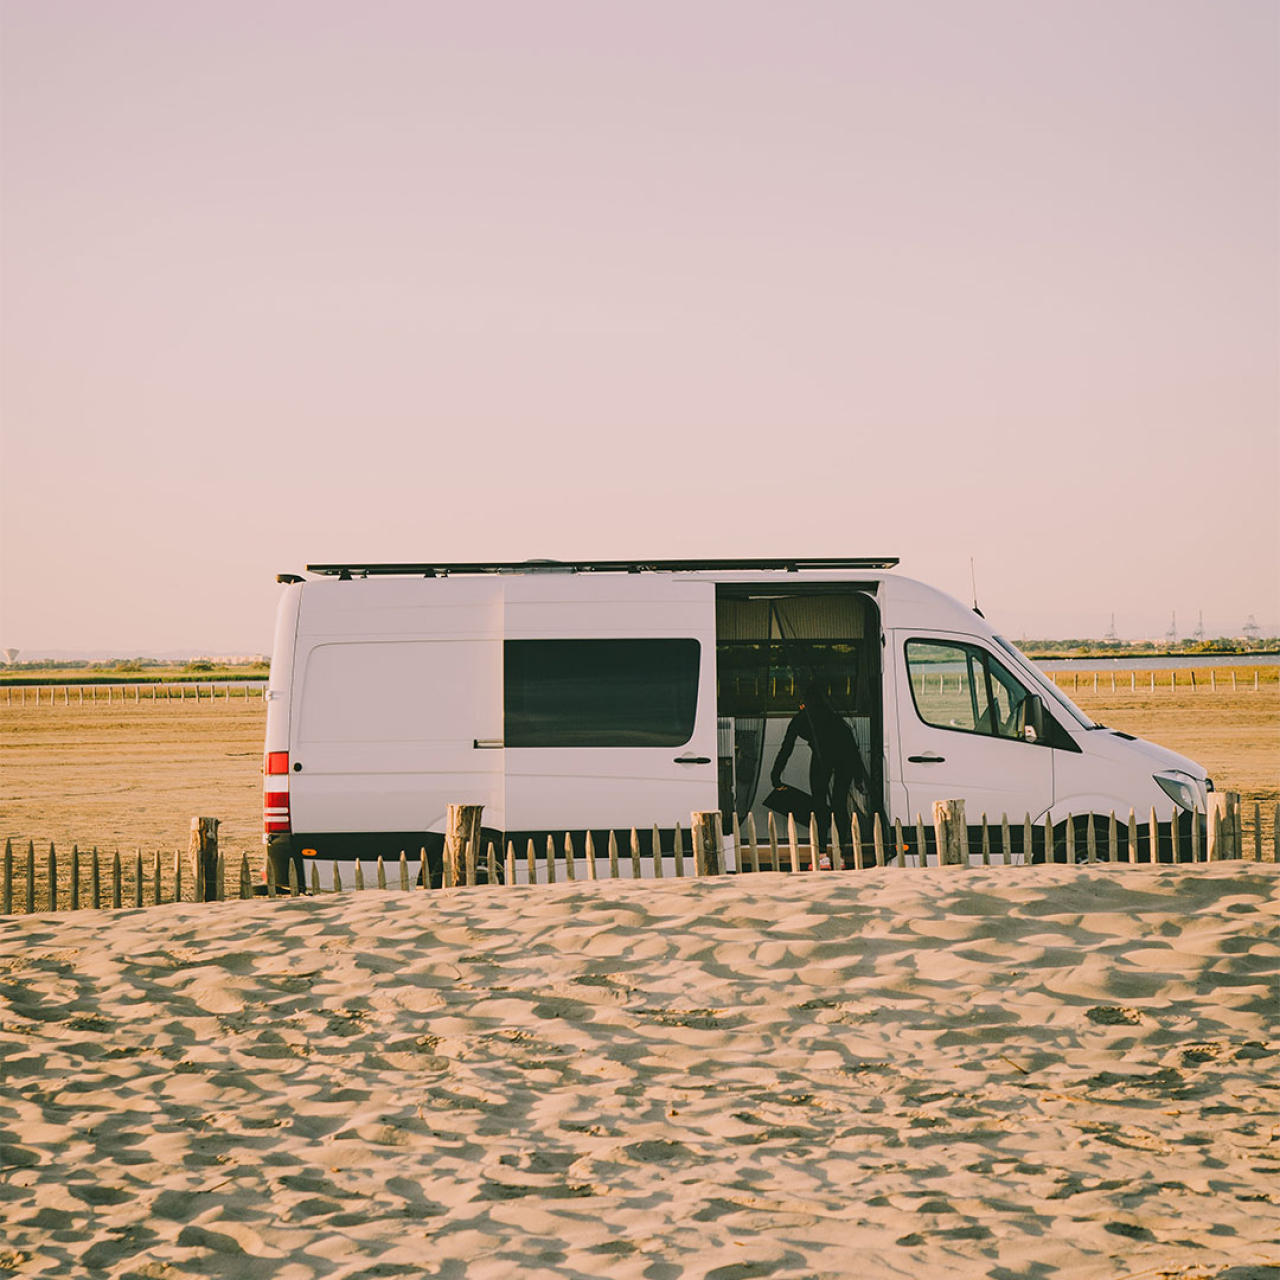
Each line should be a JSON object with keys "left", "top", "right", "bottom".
{"left": 1154, "top": 771, "right": 1203, "bottom": 811}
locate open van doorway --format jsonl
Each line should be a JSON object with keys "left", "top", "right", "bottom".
{"left": 715, "top": 586, "right": 883, "bottom": 866}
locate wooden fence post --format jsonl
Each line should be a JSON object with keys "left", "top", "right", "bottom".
{"left": 445, "top": 804, "right": 483, "bottom": 890}
{"left": 932, "top": 799, "right": 966, "bottom": 867}
{"left": 629, "top": 828, "right": 642, "bottom": 879}
{"left": 240, "top": 852, "right": 251, "bottom": 899}
{"left": 1207, "top": 793, "right": 1239, "bottom": 861}
{"left": 652, "top": 825, "right": 664, "bottom": 879}
{"left": 786, "top": 814, "right": 799, "bottom": 873}
{"left": 692, "top": 811, "right": 724, "bottom": 876}
{"left": 112, "top": 850, "right": 122, "bottom": 908}
{"left": 2, "top": 839, "right": 10, "bottom": 915}
{"left": 47, "top": 844, "right": 56, "bottom": 912}
{"left": 152, "top": 850, "right": 161, "bottom": 904}
{"left": 189, "top": 818, "right": 220, "bottom": 903}
{"left": 674, "top": 824, "right": 686, "bottom": 877}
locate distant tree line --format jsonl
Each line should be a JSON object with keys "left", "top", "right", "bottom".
{"left": 1015, "top": 638, "right": 1274, "bottom": 657}
{"left": 2, "top": 657, "right": 269, "bottom": 674}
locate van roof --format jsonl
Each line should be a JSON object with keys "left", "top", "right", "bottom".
{"left": 301, "top": 557, "right": 899, "bottom": 579}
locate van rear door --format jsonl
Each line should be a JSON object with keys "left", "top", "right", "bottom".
{"left": 502, "top": 575, "right": 718, "bottom": 842}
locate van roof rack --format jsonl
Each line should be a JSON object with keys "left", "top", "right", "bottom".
{"left": 304, "top": 557, "right": 899, "bottom": 578}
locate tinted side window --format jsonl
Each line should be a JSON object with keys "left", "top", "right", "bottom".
{"left": 505, "top": 639, "right": 700, "bottom": 747}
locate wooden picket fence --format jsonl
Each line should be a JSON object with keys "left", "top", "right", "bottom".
{"left": 2, "top": 794, "right": 1275, "bottom": 916}
{"left": 2, "top": 683, "right": 265, "bottom": 707}
{"left": 1047, "top": 667, "right": 1277, "bottom": 693}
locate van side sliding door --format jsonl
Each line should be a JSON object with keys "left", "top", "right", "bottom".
{"left": 502, "top": 576, "right": 718, "bottom": 849}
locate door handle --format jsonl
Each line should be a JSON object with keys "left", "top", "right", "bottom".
{"left": 674, "top": 755, "right": 711, "bottom": 764}
{"left": 908, "top": 753, "right": 946, "bottom": 764}
{"left": 473, "top": 739, "right": 503, "bottom": 749}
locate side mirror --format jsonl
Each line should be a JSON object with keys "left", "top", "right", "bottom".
{"left": 1023, "top": 694, "right": 1045, "bottom": 743}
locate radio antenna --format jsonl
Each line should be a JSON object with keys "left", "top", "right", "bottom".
{"left": 970, "top": 557, "right": 983, "bottom": 617}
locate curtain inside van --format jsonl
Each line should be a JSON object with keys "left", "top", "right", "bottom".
{"left": 716, "top": 591, "right": 877, "bottom": 850}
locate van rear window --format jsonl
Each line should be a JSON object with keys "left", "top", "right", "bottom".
{"left": 505, "top": 639, "right": 700, "bottom": 748}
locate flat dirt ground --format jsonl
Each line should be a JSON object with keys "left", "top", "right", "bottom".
{"left": 1, "top": 699, "right": 269, "bottom": 897}
{"left": 1064, "top": 674, "right": 1278, "bottom": 848}
{"left": 1, "top": 670, "right": 1276, "bottom": 896}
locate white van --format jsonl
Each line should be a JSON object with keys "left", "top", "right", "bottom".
{"left": 262, "top": 557, "right": 1211, "bottom": 884}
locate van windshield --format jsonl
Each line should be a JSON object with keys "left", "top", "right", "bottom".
{"left": 993, "top": 636, "right": 1096, "bottom": 730}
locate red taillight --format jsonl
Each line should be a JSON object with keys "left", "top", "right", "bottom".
{"left": 264, "top": 756, "right": 291, "bottom": 833}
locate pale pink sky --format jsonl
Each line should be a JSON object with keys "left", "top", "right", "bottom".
{"left": 2, "top": 1, "right": 1276, "bottom": 653}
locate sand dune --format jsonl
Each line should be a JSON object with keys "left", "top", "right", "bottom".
{"left": 1, "top": 866, "right": 1277, "bottom": 1278}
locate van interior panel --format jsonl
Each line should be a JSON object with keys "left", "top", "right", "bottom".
{"left": 715, "top": 586, "right": 883, "bottom": 857}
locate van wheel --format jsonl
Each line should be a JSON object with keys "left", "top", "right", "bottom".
{"left": 1035, "top": 816, "right": 1111, "bottom": 864}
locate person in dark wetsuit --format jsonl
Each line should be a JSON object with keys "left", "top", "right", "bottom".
{"left": 770, "top": 683, "right": 866, "bottom": 851}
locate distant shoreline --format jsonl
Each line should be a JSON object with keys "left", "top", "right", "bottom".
{"left": 1021, "top": 649, "right": 1278, "bottom": 662}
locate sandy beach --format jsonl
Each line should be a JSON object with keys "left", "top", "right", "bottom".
{"left": 1, "top": 866, "right": 1277, "bottom": 1279}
